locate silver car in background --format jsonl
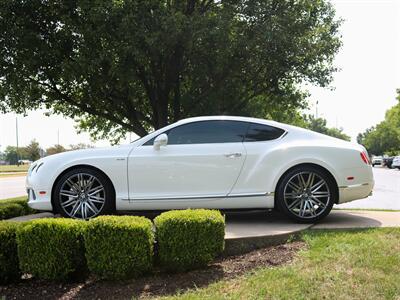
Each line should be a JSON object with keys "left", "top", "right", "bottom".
{"left": 392, "top": 156, "right": 400, "bottom": 169}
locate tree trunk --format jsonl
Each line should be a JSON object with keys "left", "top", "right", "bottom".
{"left": 173, "top": 81, "right": 181, "bottom": 122}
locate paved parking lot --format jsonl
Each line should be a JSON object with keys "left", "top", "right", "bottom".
{"left": 336, "top": 167, "right": 400, "bottom": 210}
{"left": 1, "top": 167, "right": 399, "bottom": 209}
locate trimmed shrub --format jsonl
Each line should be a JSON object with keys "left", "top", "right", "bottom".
{"left": 0, "top": 197, "right": 35, "bottom": 220}
{"left": 0, "top": 203, "right": 25, "bottom": 220}
{"left": 154, "top": 209, "right": 225, "bottom": 272}
{"left": 84, "top": 215, "right": 154, "bottom": 280}
{"left": 17, "top": 218, "right": 86, "bottom": 280}
{"left": 0, "top": 221, "right": 21, "bottom": 283}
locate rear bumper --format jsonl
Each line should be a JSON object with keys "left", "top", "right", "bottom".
{"left": 338, "top": 182, "right": 374, "bottom": 204}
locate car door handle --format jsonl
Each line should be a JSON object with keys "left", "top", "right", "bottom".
{"left": 224, "top": 152, "right": 242, "bottom": 158}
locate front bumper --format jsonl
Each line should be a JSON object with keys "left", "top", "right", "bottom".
{"left": 26, "top": 178, "right": 53, "bottom": 211}
{"left": 338, "top": 181, "right": 374, "bottom": 204}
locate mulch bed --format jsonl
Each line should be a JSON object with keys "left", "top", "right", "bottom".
{"left": 0, "top": 241, "right": 305, "bottom": 300}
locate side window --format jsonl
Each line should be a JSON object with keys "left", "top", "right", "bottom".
{"left": 143, "top": 136, "right": 157, "bottom": 146}
{"left": 244, "top": 123, "right": 285, "bottom": 142}
{"left": 144, "top": 120, "right": 248, "bottom": 145}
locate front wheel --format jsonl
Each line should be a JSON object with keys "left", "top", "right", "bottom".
{"left": 53, "top": 168, "right": 115, "bottom": 219}
{"left": 276, "top": 166, "right": 336, "bottom": 223}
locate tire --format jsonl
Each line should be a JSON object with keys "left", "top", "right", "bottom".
{"left": 276, "top": 166, "right": 336, "bottom": 223}
{"left": 53, "top": 167, "right": 115, "bottom": 219}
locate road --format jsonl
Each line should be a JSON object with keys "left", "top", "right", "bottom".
{"left": 0, "top": 167, "right": 399, "bottom": 209}
{"left": 336, "top": 167, "right": 400, "bottom": 210}
{"left": 0, "top": 175, "right": 26, "bottom": 199}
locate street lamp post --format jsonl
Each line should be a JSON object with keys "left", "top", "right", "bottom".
{"left": 16, "top": 117, "right": 19, "bottom": 166}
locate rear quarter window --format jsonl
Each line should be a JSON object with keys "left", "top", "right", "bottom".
{"left": 244, "top": 123, "right": 285, "bottom": 142}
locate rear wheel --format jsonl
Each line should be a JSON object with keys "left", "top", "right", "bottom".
{"left": 53, "top": 167, "right": 115, "bottom": 219}
{"left": 276, "top": 166, "right": 336, "bottom": 223}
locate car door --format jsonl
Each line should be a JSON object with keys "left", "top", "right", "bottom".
{"left": 230, "top": 122, "right": 287, "bottom": 195}
{"left": 128, "top": 120, "right": 248, "bottom": 200}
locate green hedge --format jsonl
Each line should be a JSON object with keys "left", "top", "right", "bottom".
{"left": 0, "top": 221, "right": 21, "bottom": 283}
{"left": 17, "top": 218, "right": 86, "bottom": 280}
{"left": 0, "top": 197, "right": 35, "bottom": 220}
{"left": 154, "top": 209, "right": 225, "bottom": 272}
{"left": 84, "top": 216, "right": 154, "bottom": 280}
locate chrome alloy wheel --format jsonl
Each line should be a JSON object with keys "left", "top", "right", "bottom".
{"left": 283, "top": 171, "right": 331, "bottom": 219}
{"left": 59, "top": 173, "right": 106, "bottom": 219}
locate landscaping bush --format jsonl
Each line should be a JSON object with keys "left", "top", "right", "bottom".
{"left": 0, "top": 203, "right": 25, "bottom": 220}
{"left": 0, "top": 221, "right": 20, "bottom": 283}
{"left": 84, "top": 215, "right": 154, "bottom": 280}
{"left": 17, "top": 218, "right": 86, "bottom": 280}
{"left": 154, "top": 209, "right": 225, "bottom": 272}
{"left": 0, "top": 197, "right": 35, "bottom": 220}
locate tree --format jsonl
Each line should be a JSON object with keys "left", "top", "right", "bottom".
{"left": 4, "top": 146, "right": 28, "bottom": 164}
{"left": 25, "top": 139, "right": 41, "bottom": 161}
{"left": 295, "top": 115, "right": 351, "bottom": 141}
{"left": 0, "top": 0, "right": 342, "bottom": 143}
{"left": 4, "top": 146, "right": 19, "bottom": 165}
{"left": 46, "top": 145, "right": 66, "bottom": 156}
{"left": 358, "top": 90, "right": 400, "bottom": 155}
{"left": 69, "top": 143, "right": 94, "bottom": 150}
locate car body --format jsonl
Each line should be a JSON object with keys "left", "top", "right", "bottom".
{"left": 392, "top": 156, "right": 400, "bottom": 169}
{"left": 371, "top": 156, "right": 383, "bottom": 167}
{"left": 26, "top": 116, "right": 374, "bottom": 222}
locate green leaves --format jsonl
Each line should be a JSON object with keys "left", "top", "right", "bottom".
{"left": 154, "top": 209, "right": 225, "bottom": 272}
{"left": 0, "top": 221, "right": 20, "bottom": 283}
{"left": 3, "top": 211, "right": 224, "bottom": 281}
{"left": 16, "top": 218, "right": 86, "bottom": 280}
{"left": 83, "top": 215, "right": 154, "bottom": 280}
{"left": 0, "top": 197, "right": 35, "bottom": 220}
{"left": 303, "top": 115, "right": 351, "bottom": 141}
{"left": 0, "top": 0, "right": 342, "bottom": 142}
{"left": 358, "top": 90, "right": 400, "bottom": 155}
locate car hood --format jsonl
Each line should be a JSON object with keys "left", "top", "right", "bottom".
{"left": 32, "top": 144, "right": 133, "bottom": 166}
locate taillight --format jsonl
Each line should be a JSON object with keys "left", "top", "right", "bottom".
{"left": 360, "top": 152, "right": 370, "bottom": 165}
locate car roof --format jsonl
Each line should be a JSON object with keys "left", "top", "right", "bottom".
{"left": 175, "top": 115, "right": 288, "bottom": 129}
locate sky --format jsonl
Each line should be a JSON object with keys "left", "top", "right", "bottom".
{"left": 1, "top": 0, "right": 400, "bottom": 151}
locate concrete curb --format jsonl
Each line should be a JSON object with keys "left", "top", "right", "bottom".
{"left": 223, "top": 226, "right": 310, "bottom": 256}
{"left": 7, "top": 212, "right": 55, "bottom": 222}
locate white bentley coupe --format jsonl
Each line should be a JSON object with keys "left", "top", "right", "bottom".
{"left": 26, "top": 116, "right": 374, "bottom": 223}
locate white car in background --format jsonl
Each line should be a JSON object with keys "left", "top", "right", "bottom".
{"left": 392, "top": 156, "right": 400, "bottom": 169}
{"left": 26, "top": 116, "right": 374, "bottom": 223}
{"left": 371, "top": 156, "right": 383, "bottom": 167}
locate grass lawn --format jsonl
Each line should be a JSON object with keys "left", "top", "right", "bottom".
{"left": 161, "top": 228, "right": 400, "bottom": 300}
{"left": 0, "top": 164, "right": 30, "bottom": 173}
{"left": 0, "top": 172, "right": 27, "bottom": 178}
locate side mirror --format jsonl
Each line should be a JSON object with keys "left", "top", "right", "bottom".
{"left": 153, "top": 133, "right": 168, "bottom": 150}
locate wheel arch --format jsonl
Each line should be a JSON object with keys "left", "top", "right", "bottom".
{"left": 274, "top": 163, "right": 339, "bottom": 206}
{"left": 51, "top": 164, "right": 116, "bottom": 213}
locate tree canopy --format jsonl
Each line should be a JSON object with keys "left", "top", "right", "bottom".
{"left": 0, "top": 0, "right": 342, "bottom": 142}
{"left": 3, "top": 140, "right": 41, "bottom": 164}
{"left": 304, "top": 115, "right": 350, "bottom": 141}
{"left": 357, "top": 90, "right": 400, "bottom": 155}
